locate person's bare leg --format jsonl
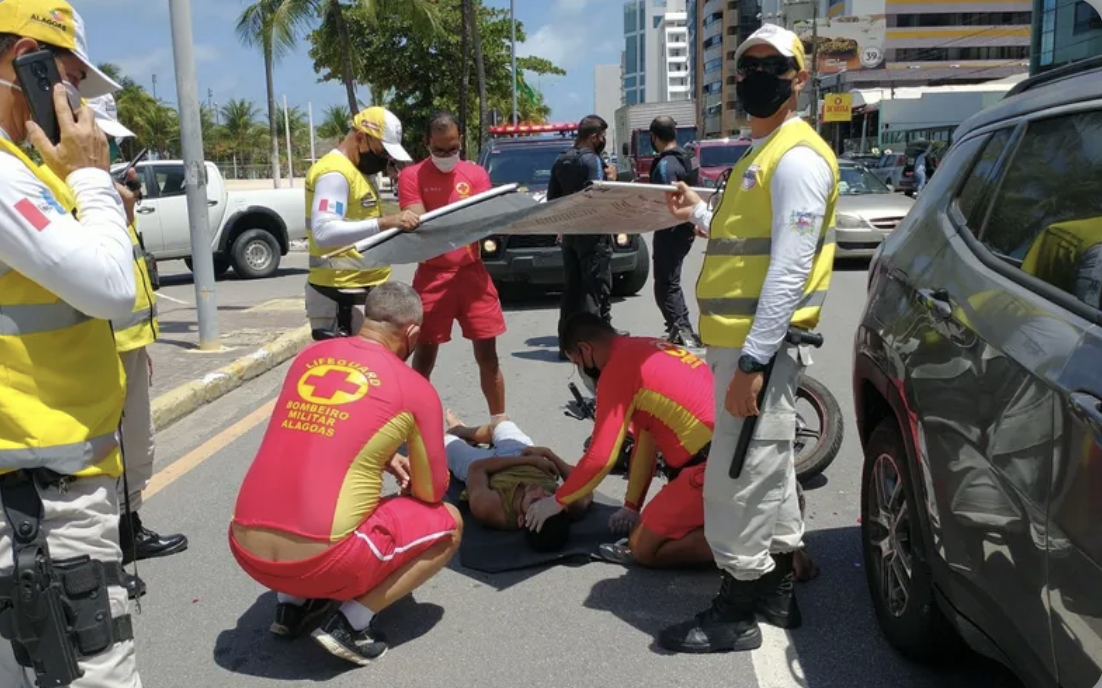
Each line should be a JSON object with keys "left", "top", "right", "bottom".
{"left": 355, "top": 504, "right": 464, "bottom": 614}
{"left": 412, "top": 343, "right": 440, "bottom": 381}
{"left": 473, "top": 338, "right": 505, "bottom": 416}
{"left": 445, "top": 410, "right": 495, "bottom": 446}
{"left": 629, "top": 524, "right": 714, "bottom": 569}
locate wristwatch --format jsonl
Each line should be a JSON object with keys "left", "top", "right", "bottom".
{"left": 738, "top": 354, "right": 768, "bottom": 374}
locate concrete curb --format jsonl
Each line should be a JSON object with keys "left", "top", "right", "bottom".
{"left": 151, "top": 324, "right": 312, "bottom": 431}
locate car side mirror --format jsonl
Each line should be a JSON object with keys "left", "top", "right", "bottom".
{"left": 621, "top": 142, "right": 629, "bottom": 156}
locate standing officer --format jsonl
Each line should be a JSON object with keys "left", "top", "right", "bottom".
{"left": 88, "top": 94, "right": 189, "bottom": 600}
{"left": 648, "top": 116, "right": 704, "bottom": 350}
{"left": 304, "top": 106, "right": 420, "bottom": 336}
{"left": 0, "top": 2, "right": 144, "bottom": 685}
{"left": 547, "top": 114, "right": 618, "bottom": 359}
{"left": 661, "top": 24, "right": 839, "bottom": 653}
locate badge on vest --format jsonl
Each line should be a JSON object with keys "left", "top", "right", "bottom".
{"left": 789, "top": 210, "right": 821, "bottom": 236}
{"left": 741, "top": 165, "right": 760, "bottom": 191}
{"left": 360, "top": 195, "right": 378, "bottom": 209}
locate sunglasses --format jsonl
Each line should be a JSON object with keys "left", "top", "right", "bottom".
{"left": 736, "top": 55, "right": 798, "bottom": 77}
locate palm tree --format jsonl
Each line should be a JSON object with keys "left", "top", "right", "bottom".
{"left": 221, "top": 99, "right": 262, "bottom": 167}
{"left": 317, "top": 0, "right": 442, "bottom": 114}
{"left": 316, "top": 104, "right": 351, "bottom": 142}
{"left": 458, "top": 0, "right": 470, "bottom": 155}
{"left": 236, "top": 0, "right": 312, "bottom": 187}
{"left": 468, "top": 0, "right": 488, "bottom": 151}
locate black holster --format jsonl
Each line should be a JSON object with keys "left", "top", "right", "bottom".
{"left": 136, "top": 231, "right": 160, "bottom": 292}
{"left": 310, "top": 285, "right": 370, "bottom": 339}
{"left": 0, "top": 470, "right": 134, "bottom": 688}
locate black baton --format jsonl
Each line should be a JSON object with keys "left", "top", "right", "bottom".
{"left": 729, "top": 328, "right": 824, "bottom": 480}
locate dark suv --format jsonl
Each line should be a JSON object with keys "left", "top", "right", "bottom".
{"left": 853, "top": 57, "right": 1102, "bottom": 688}
{"left": 476, "top": 131, "right": 650, "bottom": 296}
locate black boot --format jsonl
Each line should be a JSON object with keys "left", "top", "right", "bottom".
{"left": 757, "top": 552, "right": 802, "bottom": 629}
{"left": 658, "top": 572, "right": 762, "bottom": 653}
{"left": 119, "top": 511, "right": 189, "bottom": 565}
{"left": 122, "top": 570, "right": 147, "bottom": 600}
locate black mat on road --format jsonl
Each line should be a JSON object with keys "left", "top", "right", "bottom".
{"left": 446, "top": 481, "right": 621, "bottom": 574}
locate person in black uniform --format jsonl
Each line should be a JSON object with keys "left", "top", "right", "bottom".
{"left": 648, "top": 116, "right": 704, "bottom": 349}
{"left": 548, "top": 115, "right": 618, "bottom": 358}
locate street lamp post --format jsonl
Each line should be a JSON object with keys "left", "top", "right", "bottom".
{"left": 168, "top": 0, "right": 220, "bottom": 350}
{"left": 511, "top": 0, "right": 518, "bottom": 125}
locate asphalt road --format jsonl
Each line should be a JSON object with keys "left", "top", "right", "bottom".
{"left": 130, "top": 240, "right": 1024, "bottom": 688}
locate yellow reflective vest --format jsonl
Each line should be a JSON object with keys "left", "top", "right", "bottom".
{"left": 1021, "top": 218, "right": 1102, "bottom": 301}
{"left": 696, "top": 119, "right": 839, "bottom": 349}
{"left": 0, "top": 138, "right": 127, "bottom": 478}
{"left": 111, "top": 221, "right": 159, "bottom": 352}
{"left": 305, "top": 150, "right": 390, "bottom": 289}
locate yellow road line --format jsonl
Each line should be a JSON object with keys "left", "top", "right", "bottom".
{"left": 143, "top": 400, "right": 275, "bottom": 500}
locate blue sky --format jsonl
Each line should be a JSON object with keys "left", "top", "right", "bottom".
{"left": 80, "top": 0, "right": 623, "bottom": 124}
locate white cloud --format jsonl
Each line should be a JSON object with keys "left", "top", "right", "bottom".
{"left": 114, "top": 44, "right": 221, "bottom": 82}
{"left": 517, "top": 0, "right": 617, "bottom": 72}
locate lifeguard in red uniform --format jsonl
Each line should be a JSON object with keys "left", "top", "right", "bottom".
{"left": 229, "top": 282, "right": 462, "bottom": 667}
{"left": 525, "top": 312, "right": 717, "bottom": 569}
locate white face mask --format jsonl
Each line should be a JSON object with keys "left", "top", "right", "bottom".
{"left": 0, "top": 78, "right": 82, "bottom": 111}
{"left": 431, "top": 152, "right": 459, "bottom": 173}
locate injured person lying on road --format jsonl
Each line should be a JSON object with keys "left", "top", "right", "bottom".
{"left": 445, "top": 412, "right": 593, "bottom": 551}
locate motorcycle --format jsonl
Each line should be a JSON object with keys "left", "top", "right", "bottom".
{"left": 563, "top": 331, "right": 844, "bottom": 485}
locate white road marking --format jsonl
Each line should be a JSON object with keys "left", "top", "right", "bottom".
{"left": 752, "top": 624, "right": 808, "bottom": 688}
{"left": 156, "top": 293, "right": 190, "bottom": 305}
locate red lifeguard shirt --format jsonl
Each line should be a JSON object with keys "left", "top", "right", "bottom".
{"left": 397, "top": 159, "right": 492, "bottom": 270}
{"left": 555, "top": 337, "right": 715, "bottom": 510}
{"left": 232, "top": 337, "right": 450, "bottom": 542}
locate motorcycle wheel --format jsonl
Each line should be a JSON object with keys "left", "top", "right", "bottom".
{"left": 794, "top": 373, "right": 844, "bottom": 483}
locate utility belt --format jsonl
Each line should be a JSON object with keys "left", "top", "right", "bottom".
{"left": 0, "top": 468, "right": 133, "bottom": 687}
{"left": 309, "top": 283, "right": 373, "bottom": 339}
{"left": 663, "top": 442, "right": 710, "bottom": 481}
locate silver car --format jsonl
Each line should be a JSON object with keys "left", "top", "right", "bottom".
{"left": 833, "top": 160, "right": 916, "bottom": 259}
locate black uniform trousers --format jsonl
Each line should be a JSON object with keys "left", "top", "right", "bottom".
{"left": 558, "top": 233, "right": 613, "bottom": 345}
{"left": 652, "top": 222, "right": 696, "bottom": 333}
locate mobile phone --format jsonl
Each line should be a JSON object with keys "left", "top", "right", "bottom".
{"left": 13, "top": 50, "right": 64, "bottom": 145}
{"left": 114, "top": 148, "right": 148, "bottom": 189}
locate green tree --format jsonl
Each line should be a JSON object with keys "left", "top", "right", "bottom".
{"left": 316, "top": 104, "right": 351, "bottom": 143}
{"left": 221, "top": 99, "right": 263, "bottom": 166}
{"left": 307, "top": 0, "right": 562, "bottom": 159}
{"left": 236, "top": 0, "right": 312, "bottom": 185}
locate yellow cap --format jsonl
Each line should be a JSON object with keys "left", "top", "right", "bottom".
{"left": 734, "top": 23, "right": 807, "bottom": 71}
{"left": 0, "top": 0, "right": 120, "bottom": 98}
{"left": 351, "top": 106, "right": 412, "bottom": 162}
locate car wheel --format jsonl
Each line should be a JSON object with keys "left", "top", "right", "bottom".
{"left": 612, "top": 239, "right": 650, "bottom": 297}
{"left": 230, "top": 229, "right": 281, "bottom": 279}
{"left": 184, "top": 255, "right": 231, "bottom": 278}
{"left": 861, "top": 418, "right": 965, "bottom": 663}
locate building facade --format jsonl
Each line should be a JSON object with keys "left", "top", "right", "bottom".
{"left": 623, "top": 0, "right": 694, "bottom": 106}
{"left": 594, "top": 64, "right": 623, "bottom": 147}
{"left": 693, "top": 0, "right": 763, "bottom": 138}
{"left": 1032, "top": 0, "right": 1102, "bottom": 74}
{"left": 660, "top": 6, "right": 693, "bottom": 100}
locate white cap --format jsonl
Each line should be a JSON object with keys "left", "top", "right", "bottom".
{"left": 71, "top": 10, "right": 122, "bottom": 99}
{"left": 733, "top": 23, "right": 807, "bottom": 71}
{"left": 86, "top": 94, "right": 135, "bottom": 139}
{"left": 352, "top": 106, "right": 412, "bottom": 162}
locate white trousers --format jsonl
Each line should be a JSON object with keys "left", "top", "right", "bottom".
{"left": 445, "top": 422, "right": 533, "bottom": 482}
{"left": 0, "top": 475, "right": 142, "bottom": 688}
{"left": 703, "top": 345, "right": 805, "bottom": 581}
{"left": 118, "top": 348, "right": 154, "bottom": 513}
{"left": 305, "top": 284, "right": 367, "bottom": 333}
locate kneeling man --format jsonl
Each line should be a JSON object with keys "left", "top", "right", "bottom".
{"left": 229, "top": 282, "right": 462, "bottom": 666}
{"left": 526, "top": 313, "right": 715, "bottom": 568}
{"left": 445, "top": 413, "right": 592, "bottom": 544}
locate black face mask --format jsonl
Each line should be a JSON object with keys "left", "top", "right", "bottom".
{"left": 357, "top": 149, "right": 390, "bottom": 176}
{"left": 577, "top": 346, "right": 601, "bottom": 387}
{"left": 593, "top": 137, "right": 607, "bottom": 156}
{"left": 735, "top": 70, "right": 794, "bottom": 119}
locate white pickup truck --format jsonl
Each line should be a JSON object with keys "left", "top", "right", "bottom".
{"left": 117, "top": 160, "right": 306, "bottom": 279}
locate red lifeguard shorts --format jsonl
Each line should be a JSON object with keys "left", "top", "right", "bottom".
{"left": 413, "top": 262, "right": 506, "bottom": 345}
{"left": 640, "top": 463, "right": 706, "bottom": 540}
{"left": 229, "top": 496, "right": 457, "bottom": 601}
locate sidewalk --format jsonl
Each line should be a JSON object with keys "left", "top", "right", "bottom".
{"left": 144, "top": 253, "right": 316, "bottom": 431}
